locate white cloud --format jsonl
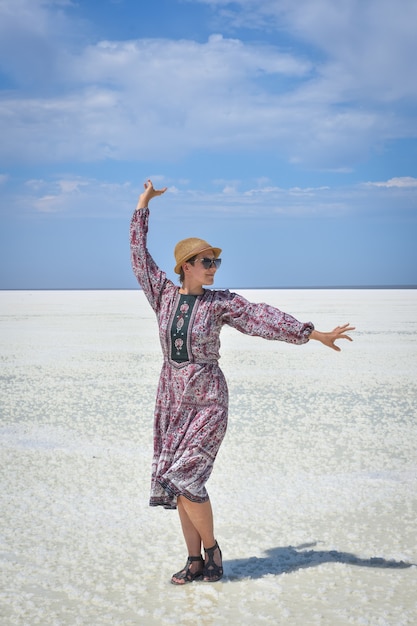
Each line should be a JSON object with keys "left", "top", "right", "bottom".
{"left": 0, "top": 0, "right": 416, "bottom": 170}
{"left": 192, "top": 0, "right": 417, "bottom": 101}
{"left": 19, "top": 176, "right": 134, "bottom": 215}
{"left": 365, "top": 177, "right": 417, "bottom": 189}
{"left": 0, "top": 33, "right": 318, "bottom": 164}
{"left": 76, "top": 34, "right": 310, "bottom": 85}
{"left": 3, "top": 173, "right": 416, "bottom": 221}
{"left": 34, "top": 194, "right": 66, "bottom": 213}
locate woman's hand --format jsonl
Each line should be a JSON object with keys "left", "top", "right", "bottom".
{"left": 309, "top": 323, "right": 355, "bottom": 352}
{"left": 137, "top": 179, "right": 168, "bottom": 209}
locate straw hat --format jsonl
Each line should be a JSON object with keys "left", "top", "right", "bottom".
{"left": 174, "top": 237, "right": 222, "bottom": 274}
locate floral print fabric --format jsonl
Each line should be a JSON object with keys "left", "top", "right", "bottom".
{"left": 130, "top": 207, "right": 314, "bottom": 509}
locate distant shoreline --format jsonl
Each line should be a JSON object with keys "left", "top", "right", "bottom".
{"left": 1, "top": 285, "right": 416, "bottom": 291}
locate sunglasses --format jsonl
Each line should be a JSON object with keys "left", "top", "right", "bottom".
{"left": 196, "top": 257, "right": 222, "bottom": 270}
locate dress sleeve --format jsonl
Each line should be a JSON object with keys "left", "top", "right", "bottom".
{"left": 221, "top": 291, "right": 314, "bottom": 345}
{"left": 130, "top": 207, "right": 168, "bottom": 313}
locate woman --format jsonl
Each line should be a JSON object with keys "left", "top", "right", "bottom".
{"left": 130, "top": 180, "right": 354, "bottom": 585}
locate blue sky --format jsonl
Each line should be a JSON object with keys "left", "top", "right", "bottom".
{"left": 0, "top": 0, "right": 416, "bottom": 289}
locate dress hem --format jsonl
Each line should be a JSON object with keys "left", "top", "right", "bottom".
{"left": 149, "top": 477, "right": 210, "bottom": 509}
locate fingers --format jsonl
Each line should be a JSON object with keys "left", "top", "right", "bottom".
{"left": 335, "top": 332, "right": 353, "bottom": 342}
{"left": 143, "top": 179, "right": 167, "bottom": 195}
{"left": 327, "top": 323, "right": 355, "bottom": 351}
{"left": 333, "top": 324, "right": 355, "bottom": 342}
{"left": 334, "top": 323, "right": 355, "bottom": 332}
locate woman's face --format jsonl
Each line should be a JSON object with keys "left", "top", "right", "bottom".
{"left": 185, "top": 252, "right": 219, "bottom": 286}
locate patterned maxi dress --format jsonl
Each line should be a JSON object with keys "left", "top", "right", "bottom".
{"left": 130, "top": 207, "right": 315, "bottom": 509}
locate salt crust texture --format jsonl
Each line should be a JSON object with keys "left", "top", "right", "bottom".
{"left": 1, "top": 289, "right": 416, "bottom": 625}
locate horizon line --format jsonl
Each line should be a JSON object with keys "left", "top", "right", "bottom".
{"left": 1, "top": 285, "right": 416, "bottom": 291}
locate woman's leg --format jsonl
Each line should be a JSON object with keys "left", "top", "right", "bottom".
{"left": 177, "top": 496, "right": 215, "bottom": 550}
{"left": 171, "top": 497, "right": 209, "bottom": 584}
{"left": 173, "top": 496, "right": 222, "bottom": 581}
{"left": 177, "top": 497, "right": 204, "bottom": 556}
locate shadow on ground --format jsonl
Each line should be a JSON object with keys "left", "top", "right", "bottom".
{"left": 225, "top": 543, "right": 414, "bottom": 581}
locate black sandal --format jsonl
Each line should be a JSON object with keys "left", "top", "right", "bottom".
{"left": 203, "top": 541, "right": 223, "bottom": 582}
{"left": 171, "top": 556, "right": 204, "bottom": 585}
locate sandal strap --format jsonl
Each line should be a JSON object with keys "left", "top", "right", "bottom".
{"left": 204, "top": 541, "right": 220, "bottom": 557}
{"left": 187, "top": 555, "right": 204, "bottom": 563}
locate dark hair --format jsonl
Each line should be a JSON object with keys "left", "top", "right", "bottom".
{"left": 179, "top": 255, "right": 197, "bottom": 284}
